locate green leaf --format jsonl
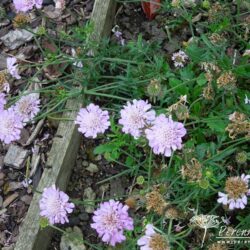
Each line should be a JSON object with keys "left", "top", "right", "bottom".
{"left": 169, "top": 78, "right": 188, "bottom": 95}
{"left": 94, "top": 142, "right": 119, "bottom": 155}
{"left": 206, "top": 117, "right": 227, "bottom": 133}
{"left": 197, "top": 73, "right": 207, "bottom": 86}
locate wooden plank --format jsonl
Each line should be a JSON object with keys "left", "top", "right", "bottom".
{"left": 15, "top": 0, "right": 116, "bottom": 249}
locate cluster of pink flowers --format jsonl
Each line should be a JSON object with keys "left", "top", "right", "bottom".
{"left": 145, "top": 114, "right": 186, "bottom": 157}
{"left": 217, "top": 174, "right": 250, "bottom": 210}
{"left": 91, "top": 200, "right": 134, "bottom": 246}
{"left": 75, "top": 103, "right": 110, "bottom": 138}
{"left": 13, "top": 0, "right": 43, "bottom": 13}
{"left": 13, "top": 93, "right": 40, "bottom": 123}
{"left": 119, "top": 99, "right": 155, "bottom": 139}
{"left": 75, "top": 100, "right": 186, "bottom": 157}
{"left": 0, "top": 93, "right": 40, "bottom": 144}
{"left": 39, "top": 185, "right": 74, "bottom": 224}
{"left": 172, "top": 50, "right": 189, "bottom": 68}
{"left": 0, "top": 109, "right": 23, "bottom": 144}
{"left": 7, "top": 57, "right": 21, "bottom": 80}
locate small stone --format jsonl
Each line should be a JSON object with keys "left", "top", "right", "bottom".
{"left": 86, "top": 163, "right": 99, "bottom": 174}
{"left": 3, "top": 193, "right": 19, "bottom": 208}
{"left": 0, "top": 172, "right": 5, "bottom": 180}
{"left": 4, "top": 182, "right": 23, "bottom": 194}
{"left": 1, "top": 28, "right": 38, "bottom": 50}
{"left": 4, "top": 145, "right": 29, "bottom": 169}
{"left": 83, "top": 187, "right": 96, "bottom": 213}
{"left": 82, "top": 161, "right": 88, "bottom": 167}
{"left": 60, "top": 226, "right": 86, "bottom": 250}
{"left": 21, "top": 195, "right": 32, "bottom": 205}
{"left": 94, "top": 155, "right": 102, "bottom": 161}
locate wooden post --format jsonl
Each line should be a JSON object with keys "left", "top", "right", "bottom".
{"left": 15, "top": 1, "right": 116, "bottom": 249}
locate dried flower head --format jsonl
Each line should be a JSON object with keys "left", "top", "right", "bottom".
{"left": 39, "top": 185, "right": 75, "bottom": 224}
{"left": 0, "top": 71, "right": 7, "bottom": 85}
{"left": 75, "top": 103, "right": 110, "bottom": 138}
{"left": 208, "top": 243, "right": 228, "bottom": 250}
{"left": 190, "top": 214, "right": 220, "bottom": 247}
{"left": 165, "top": 206, "right": 181, "bottom": 220}
{"left": 217, "top": 71, "right": 237, "bottom": 91}
{"left": 226, "top": 112, "right": 250, "bottom": 139}
{"left": 228, "top": 111, "right": 246, "bottom": 122}
{"left": 218, "top": 174, "right": 250, "bottom": 210}
{"left": 13, "top": 13, "right": 30, "bottom": 28}
{"left": 137, "top": 224, "right": 170, "bottom": 250}
{"left": 202, "top": 82, "right": 214, "bottom": 100}
{"left": 91, "top": 200, "right": 134, "bottom": 246}
{"left": 13, "top": 93, "right": 40, "bottom": 123}
{"left": 6, "top": 57, "right": 21, "bottom": 80}
{"left": 168, "top": 95, "right": 189, "bottom": 120}
{"left": 209, "top": 33, "right": 226, "bottom": 45}
{"left": 200, "top": 62, "right": 221, "bottom": 74}
{"left": 0, "top": 109, "right": 23, "bottom": 144}
{"left": 235, "top": 151, "right": 248, "bottom": 165}
{"left": 146, "top": 79, "right": 162, "bottom": 103}
{"left": 172, "top": 50, "right": 188, "bottom": 68}
{"left": 145, "top": 114, "right": 186, "bottom": 157}
{"left": 208, "top": 2, "right": 225, "bottom": 22}
{"left": 181, "top": 158, "right": 202, "bottom": 182}
{"left": 146, "top": 189, "right": 168, "bottom": 215}
{"left": 119, "top": 99, "right": 156, "bottom": 139}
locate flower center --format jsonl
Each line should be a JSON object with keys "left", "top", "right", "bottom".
{"left": 225, "top": 177, "right": 248, "bottom": 199}
{"left": 103, "top": 212, "right": 119, "bottom": 231}
{"left": 157, "top": 127, "right": 175, "bottom": 145}
{"left": 47, "top": 196, "right": 61, "bottom": 215}
{"left": 149, "top": 234, "right": 169, "bottom": 250}
{"left": 128, "top": 110, "right": 144, "bottom": 127}
{"left": 87, "top": 113, "right": 101, "bottom": 128}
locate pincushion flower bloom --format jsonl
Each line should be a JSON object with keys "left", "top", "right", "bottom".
{"left": 13, "top": 93, "right": 40, "bottom": 123}
{"left": 217, "top": 174, "right": 250, "bottom": 210}
{"left": 91, "top": 200, "right": 134, "bottom": 246}
{"left": 119, "top": 99, "right": 156, "bottom": 139}
{"left": 0, "top": 109, "right": 23, "bottom": 144}
{"left": 6, "top": 57, "right": 21, "bottom": 79}
{"left": 13, "top": 0, "right": 43, "bottom": 12}
{"left": 39, "top": 185, "right": 75, "bottom": 225}
{"left": 0, "top": 93, "right": 6, "bottom": 111}
{"left": 137, "top": 224, "right": 170, "bottom": 250}
{"left": 75, "top": 103, "right": 110, "bottom": 138}
{"left": 172, "top": 50, "right": 188, "bottom": 68}
{"left": 145, "top": 114, "right": 186, "bottom": 157}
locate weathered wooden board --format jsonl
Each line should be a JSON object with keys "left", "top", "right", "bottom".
{"left": 15, "top": 0, "right": 116, "bottom": 249}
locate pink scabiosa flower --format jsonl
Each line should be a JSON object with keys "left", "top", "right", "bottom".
{"left": 6, "top": 57, "right": 21, "bottom": 79}
{"left": 145, "top": 114, "right": 186, "bottom": 157}
{"left": 119, "top": 99, "right": 156, "bottom": 139}
{"left": 91, "top": 200, "right": 134, "bottom": 246}
{"left": 13, "top": 93, "right": 40, "bottom": 123}
{"left": 172, "top": 50, "right": 188, "bottom": 68}
{"left": 75, "top": 103, "right": 110, "bottom": 138}
{"left": 39, "top": 185, "right": 75, "bottom": 225}
{"left": 137, "top": 224, "right": 170, "bottom": 250}
{"left": 217, "top": 174, "right": 250, "bottom": 210}
{"left": 13, "top": 0, "right": 42, "bottom": 12}
{"left": 0, "top": 109, "right": 23, "bottom": 144}
{"left": 0, "top": 93, "right": 6, "bottom": 111}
